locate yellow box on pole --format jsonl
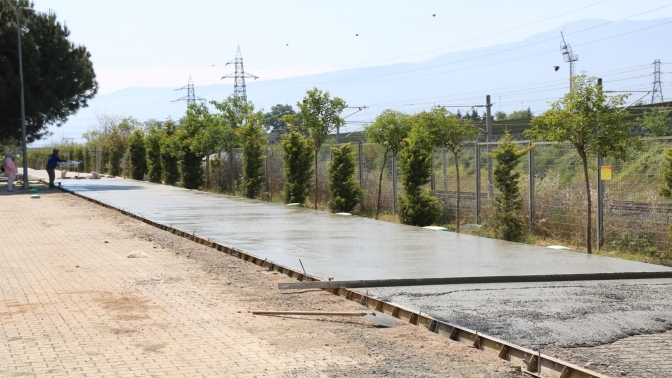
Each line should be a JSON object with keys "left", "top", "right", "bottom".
{"left": 601, "top": 166, "right": 612, "bottom": 181}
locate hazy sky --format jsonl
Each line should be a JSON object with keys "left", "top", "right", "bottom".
{"left": 32, "top": 0, "right": 672, "bottom": 94}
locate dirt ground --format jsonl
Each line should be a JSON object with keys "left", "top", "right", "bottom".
{"left": 1, "top": 188, "right": 523, "bottom": 377}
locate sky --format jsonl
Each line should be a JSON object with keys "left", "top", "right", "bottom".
{"left": 31, "top": 0, "right": 672, "bottom": 94}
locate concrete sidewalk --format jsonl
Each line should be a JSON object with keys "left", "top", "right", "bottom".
{"left": 1, "top": 191, "right": 520, "bottom": 377}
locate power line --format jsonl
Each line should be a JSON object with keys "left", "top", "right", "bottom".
{"left": 321, "top": 0, "right": 609, "bottom": 70}
{"left": 278, "top": 5, "right": 672, "bottom": 86}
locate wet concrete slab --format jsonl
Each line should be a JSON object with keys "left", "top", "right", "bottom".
{"left": 59, "top": 179, "right": 672, "bottom": 281}
{"left": 57, "top": 178, "right": 672, "bottom": 349}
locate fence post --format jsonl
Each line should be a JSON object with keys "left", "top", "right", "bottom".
{"left": 528, "top": 142, "right": 535, "bottom": 233}
{"left": 442, "top": 147, "right": 447, "bottom": 190}
{"left": 475, "top": 143, "right": 481, "bottom": 224}
{"left": 486, "top": 95, "right": 494, "bottom": 198}
{"left": 430, "top": 152, "right": 435, "bottom": 194}
{"left": 392, "top": 156, "right": 398, "bottom": 214}
{"left": 264, "top": 147, "right": 269, "bottom": 193}
{"left": 597, "top": 155, "right": 604, "bottom": 250}
{"left": 358, "top": 142, "right": 364, "bottom": 212}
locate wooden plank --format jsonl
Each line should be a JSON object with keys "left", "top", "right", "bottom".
{"left": 278, "top": 271, "right": 672, "bottom": 290}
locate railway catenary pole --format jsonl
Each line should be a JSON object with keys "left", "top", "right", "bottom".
{"left": 528, "top": 142, "right": 535, "bottom": 233}
{"left": 475, "top": 143, "right": 481, "bottom": 224}
{"left": 358, "top": 141, "right": 364, "bottom": 212}
{"left": 486, "top": 95, "right": 494, "bottom": 198}
{"left": 597, "top": 78, "right": 604, "bottom": 250}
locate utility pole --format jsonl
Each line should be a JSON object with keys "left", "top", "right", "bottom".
{"left": 15, "top": 4, "right": 35, "bottom": 190}
{"left": 652, "top": 59, "right": 664, "bottom": 104}
{"left": 222, "top": 45, "right": 258, "bottom": 103}
{"left": 560, "top": 32, "right": 579, "bottom": 91}
{"left": 486, "top": 95, "right": 493, "bottom": 198}
{"left": 173, "top": 74, "right": 205, "bottom": 106}
{"left": 597, "top": 78, "right": 604, "bottom": 250}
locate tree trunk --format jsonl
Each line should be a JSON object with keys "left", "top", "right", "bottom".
{"left": 375, "top": 150, "right": 390, "bottom": 220}
{"left": 454, "top": 151, "right": 461, "bottom": 233}
{"left": 314, "top": 153, "right": 319, "bottom": 210}
{"left": 580, "top": 151, "right": 592, "bottom": 254}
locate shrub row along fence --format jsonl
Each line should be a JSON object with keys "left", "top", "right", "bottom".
{"left": 205, "top": 137, "right": 672, "bottom": 257}
{"left": 27, "top": 137, "right": 671, "bottom": 257}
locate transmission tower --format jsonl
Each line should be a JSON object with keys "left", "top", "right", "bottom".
{"left": 222, "top": 46, "right": 258, "bottom": 102}
{"left": 560, "top": 32, "right": 579, "bottom": 91}
{"left": 173, "top": 74, "right": 205, "bottom": 106}
{"left": 652, "top": 59, "right": 664, "bottom": 104}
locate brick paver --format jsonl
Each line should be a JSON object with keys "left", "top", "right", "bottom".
{"left": 1, "top": 190, "right": 520, "bottom": 377}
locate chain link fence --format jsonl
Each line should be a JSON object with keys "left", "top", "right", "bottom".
{"left": 202, "top": 137, "right": 671, "bottom": 257}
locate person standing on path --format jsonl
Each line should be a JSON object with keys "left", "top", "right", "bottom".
{"left": 3, "top": 152, "right": 18, "bottom": 191}
{"left": 46, "top": 148, "right": 65, "bottom": 188}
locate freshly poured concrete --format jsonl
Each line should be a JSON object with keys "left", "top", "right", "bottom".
{"left": 59, "top": 178, "right": 672, "bottom": 348}
{"left": 60, "top": 179, "right": 670, "bottom": 280}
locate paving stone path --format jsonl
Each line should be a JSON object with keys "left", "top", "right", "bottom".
{"left": 1, "top": 190, "right": 521, "bottom": 377}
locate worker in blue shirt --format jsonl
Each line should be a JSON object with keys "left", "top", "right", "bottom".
{"left": 46, "top": 148, "right": 65, "bottom": 188}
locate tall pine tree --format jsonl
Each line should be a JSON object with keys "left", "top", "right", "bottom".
{"left": 327, "top": 144, "right": 363, "bottom": 213}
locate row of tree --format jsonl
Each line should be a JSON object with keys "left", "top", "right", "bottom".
{"left": 25, "top": 74, "right": 640, "bottom": 254}
{"left": 365, "top": 74, "right": 643, "bottom": 254}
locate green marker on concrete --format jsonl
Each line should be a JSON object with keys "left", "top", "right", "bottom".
{"left": 30, "top": 194, "right": 40, "bottom": 199}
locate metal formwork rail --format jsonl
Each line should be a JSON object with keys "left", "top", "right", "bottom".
{"left": 61, "top": 187, "right": 610, "bottom": 378}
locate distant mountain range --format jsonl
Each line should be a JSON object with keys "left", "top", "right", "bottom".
{"left": 45, "top": 17, "right": 672, "bottom": 143}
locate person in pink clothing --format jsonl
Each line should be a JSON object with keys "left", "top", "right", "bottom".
{"left": 3, "top": 151, "right": 18, "bottom": 192}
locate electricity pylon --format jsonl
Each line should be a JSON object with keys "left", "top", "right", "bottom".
{"left": 173, "top": 74, "right": 205, "bottom": 106}
{"left": 222, "top": 45, "right": 258, "bottom": 102}
{"left": 652, "top": 59, "right": 664, "bottom": 104}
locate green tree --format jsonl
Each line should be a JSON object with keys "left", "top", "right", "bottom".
{"left": 238, "top": 111, "right": 267, "bottom": 199}
{"left": 211, "top": 95, "right": 254, "bottom": 194}
{"left": 179, "top": 103, "right": 216, "bottom": 189}
{"left": 263, "top": 104, "right": 299, "bottom": 142}
{"left": 145, "top": 127, "right": 163, "bottom": 183}
{"left": 398, "top": 126, "right": 441, "bottom": 227}
{"left": 659, "top": 149, "right": 672, "bottom": 238}
{"left": 190, "top": 104, "right": 231, "bottom": 190}
{"left": 281, "top": 127, "right": 314, "bottom": 204}
{"left": 508, "top": 107, "right": 533, "bottom": 120}
{"left": 297, "top": 88, "right": 347, "bottom": 209}
{"left": 495, "top": 111, "right": 507, "bottom": 121}
{"left": 638, "top": 107, "right": 672, "bottom": 136}
{"left": 105, "top": 118, "right": 137, "bottom": 176}
{"left": 128, "top": 129, "right": 147, "bottom": 180}
{"left": 160, "top": 120, "right": 180, "bottom": 186}
{"left": 0, "top": 0, "right": 97, "bottom": 143}
{"left": 489, "top": 131, "right": 533, "bottom": 242}
{"left": 327, "top": 144, "right": 363, "bottom": 213}
{"left": 365, "top": 110, "right": 412, "bottom": 219}
{"left": 421, "top": 108, "right": 481, "bottom": 232}
{"left": 180, "top": 146, "right": 203, "bottom": 189}
{"left": 526, "top": 74, "right": 641, "bottom": 253}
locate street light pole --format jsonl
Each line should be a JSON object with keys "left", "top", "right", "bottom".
{"left": 15, "top": 3, "right": 33, "bottom": 189}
